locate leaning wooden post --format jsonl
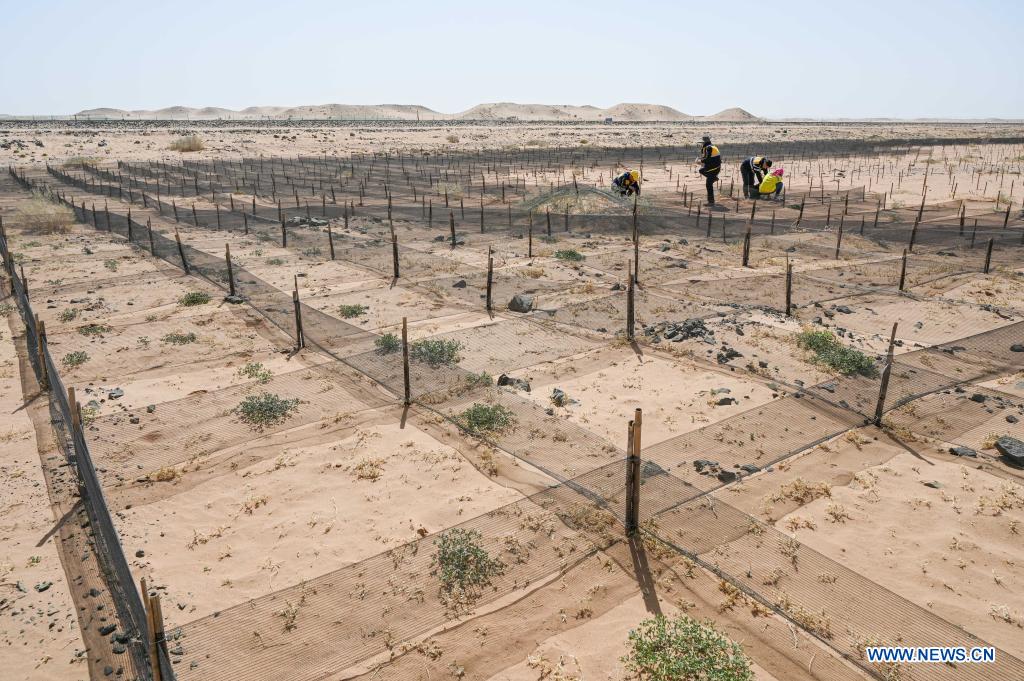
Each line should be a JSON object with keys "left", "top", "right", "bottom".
{"left": 127, "top": 207, "right": 133, "bottom": 242}
{"left": 485, "top": 246, "right": 494, "bottom": 312}
{"left": 140, "top": 577, "right": 162, "bottom": 681}
{"left": 225, "top": 244, "right": 236, "bottom": 298}
{"left": 834, "top": 214, "right": 844, "bottom": 259}
{"left": 546, "top": 208, "right": 552, "bottom": 237}
{"left": 908, "top": 221, "right": 918, "bottom": 253}
{"left": 449, "top": 211, "right": 456, "bottom": 248}
{"left": 392, "top": 232, "right": 400, "bottom": 279}
{"left": 898, "top": 249, "right": 908, "bottom": 291}
{"left": 873, "top": 322, "right": 899, "bottom": 426}
{"left": 281, "top": 220, "right": 287, "bottom": 247}
{"left": 172, "top": 200, "right": 179, "bottom": 222}
{"left": 191, "top": 203, "right": 198, "bottom": 226}
{"left": 146, "top": 218, "right": 154, "bottom": 255}
{"left": 402, "top": 317, "right": 411, "bottom": 406}
{"left": 784, "top": 260, "right": 793, "bottom": 316}
{"left": 741, "top": 224, "right": 752, "bottom": 267}
{"left": 797, "top": 196, "right": 805, "bottom": 226}
{"left": 983, "top": 238, "right": 994, "bottom": 274}
{"left": 174, "top": 228, "right": 190, "bottom": 274}
{"left": 327, "top": 223, "right": 335, "bottom": 260}
{"left": 35, "top": 317, "right": 48, "bottom": 389}
{"left": 480, "top": 198, "right": 485, "bottom": 233}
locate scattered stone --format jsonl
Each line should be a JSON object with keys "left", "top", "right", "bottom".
{"left": 739, "top": 464, "right": 761, "bottom": 474}
{"left": 550, "top": 388, "right": 569, "bottom": 407}
{"left": 496, "top": 374, "right": 530, "bottom": 392}
{"left": 507, "top": 293, "right": 534, "bottom": 313}
{"left": 835, "top": 305, "right": 853, "bottom": 314}
{"left": 224, "top": 295, "right": 244, "bottom": 304}
{"left": 98, "top": 624, "right": 117, "bottom": 636}
{"left": 146, "top": 405, "right": 155, "bottom": 413}
{"left": 969, "top": 393, "right": 987, "bottom": 404}
{"left": 715, "top": 397, "right": 738, "bottom": 406}
{"left": 995, "top": 436, "right": 1024, "bottom": 466}
{"left": 949, "top": 446, "right": 978, "bottom": 458}
{"left": 34, "top": 581, "right": 52, "bottom": 593}
{"left": 716, "top": 470, "right": 738, "bottom": 483}
{"left": 693, "top": 459, "right": 719, "bottom": 472}
{"left": 923, "top": 481, "right": 943, "bottom": 489}
{"left": 1008, "top": 415, "right": 1019, "bottom": 424}
{"left": 135, "top": 549, "right": 145, "bottom": 558}
{"left": 1011, "top": 344, "right": 1024, "bottom": 353}
{"left": 452, "top": 279, "right": 466, "bottom": 288}
{"left": 108, "top": 388, "right": 124, "bottom": 400}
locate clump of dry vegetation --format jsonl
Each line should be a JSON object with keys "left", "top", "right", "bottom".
{"left": 15, "top": 194, "right": 73, "bottom": 234}
{"left": 431, "top": 528, "right": 505, "bottom": 609}
{"left": 168, "top": 135, "right": 205, "bottom": 152}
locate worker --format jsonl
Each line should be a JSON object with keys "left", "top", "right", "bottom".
{"left": 757, "top": 167, "right": 785, "bottom": 199}
{"left": 740, "top": 156, "right": 772, "bottom": 198}
{"left": 697, "top": 136, "right": 722, "bottom": 206}
{"left": 612, "top": 170, "right": 641, "bottom": 196}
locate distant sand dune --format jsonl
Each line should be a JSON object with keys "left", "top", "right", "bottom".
{"left": 69, "top": 103, "right": 757, "bottom": 121}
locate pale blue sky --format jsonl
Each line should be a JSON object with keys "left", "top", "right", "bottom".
{"left": 2, "top": 0, "right": 1021, "bottom": 118}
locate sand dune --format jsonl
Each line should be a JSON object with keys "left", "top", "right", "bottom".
{"left": 69, "top": 102, "right": 757, "bottom": 121}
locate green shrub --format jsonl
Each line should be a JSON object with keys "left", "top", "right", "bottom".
{"left": 58, "top": 308, "right": 79, "bottom": 322}
{"left": 179, "top": 291, "right": 211, "bottom": 307}
{"left": 622, "top": 615, "right": 753, "bottom": 681}
{"left": 554, "top": 249, "right": 585, "bottom": 262}
{"left": 458, "top": 403, "right": 515, "bottom": 435}
{"left": 431, "top": 528, "right": 505, "bottom": 607}
{"left": 22, "top": 240, "right": 42, "bottom": 248}
{"left": 161, "top": 331, "right": 197, "bottom": 345}
{"left": 237, "top": 361, "right": 272, "bottom": 384}
{"left": 338, "top": 303, "right": 368, "bottom": 319}
{"left": 374, "top": 333, "right": 401, "bottom": 355}
{"left": 410, "top": 338, "right": 462, "bottom": 367}
{"left": 236, "top": 392, "right": 299, "bottom": 429}
{"left": 78, "top": 323, "right": 112, "bottom": 336}
{"left": 797, "top": 329, "right": 878, "bottom": 377}
{"left": 103, "top": 259, "right": 119, "bottom": 272}
{"left": 265, "top": 257, "right": 285, "bottom": 266}
{"left": 61, "top": 351, "right": 89, "bottom": 368}
{"left": 302, "top": 246, "right": 322, "bottom": 257}
{"left": 0, "top": 303, "right": 15, "bottom": 318}
{"left": 464, "top": 371, "right": 493, "bottom": 388}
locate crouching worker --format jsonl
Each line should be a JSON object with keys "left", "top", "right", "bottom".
{"left": 612, "top": 170, "right": 641, "bottom": 196}
{"left": 757, "top": 168, "right": 784, "bottom": 199}
{"left": 740, "top": 156, "right": 772, "bottom": 198}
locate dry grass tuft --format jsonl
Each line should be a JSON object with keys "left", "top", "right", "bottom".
{"left": 168, "top": 135, "right": 205, "bottom": 152}
{"left": 15, "top": 195, "right": 74, "bottom": 234}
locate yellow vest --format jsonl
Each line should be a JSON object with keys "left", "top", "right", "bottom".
{"left": 759, "top": 175, "right": 780, "bottom": 194}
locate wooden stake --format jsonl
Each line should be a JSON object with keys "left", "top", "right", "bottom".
{"left": 327, "top": 223, "right": 335, "bottom": 260}
{"left": 292, "top": 289, "right": 305, "bottom": 349}
{"left": 485, "top": 246, "right": 494, "bottom": 312}
{"left": 225, "top": 244, "right": 235, "bottom": 297}
{"left": 449, "top": 211, "right": 456, "bottom": 248}
{"left": 392, "top": 232, "right": 400, "bottom": 279}
{"left": 873, "top": 322, "right": 899, "bottom": 426}
{"left": 834, "top": 215, "right": 844, "bottom": 260}
{"left": 983, "top": 238, "right": 994, "bottom": 274}
{"left": 784, "top": 261, "right": 793, "bottom": 316}
{"left": 742, "top": 225, "right": 752, "bottom": 267}
{"left": 898, "top": 249, "right": 908, "bottom": 291}
{"left": 174, "top": 228, "right": 190, "bottom": 274}
{"left": 625, "top": 408, "right": 643, "bottom": 536}
{"left": 402, "top": 316, "right": 411, "bottom": 406}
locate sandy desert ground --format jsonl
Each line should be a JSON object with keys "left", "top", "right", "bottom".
{"left": 2, "top": 120, "right": 1023, "bottom": 681}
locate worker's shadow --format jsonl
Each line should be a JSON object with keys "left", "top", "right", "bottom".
{"left": 627, "top": 533, "right": 662, "bottom": 616}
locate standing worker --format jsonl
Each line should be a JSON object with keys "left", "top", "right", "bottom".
{"left": 697, "top": 136, "right": 722, "bottom": 206}
{"left": 739, "top": 156, "right": 772, "bottom": 198}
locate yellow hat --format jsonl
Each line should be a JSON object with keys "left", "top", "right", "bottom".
{"left": 629, "top": 170, "right": 640, "bottom": 182}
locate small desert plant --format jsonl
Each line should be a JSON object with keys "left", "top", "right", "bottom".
{"left": 237, "top": 361, "right": 273, "bottom": 384}
{"left": 265, "top": 257, "right": 285, "bottom": 266}
{"left": 446, "top": 134, "right": 460, "bottom": 144}
{"left": 458, "top": 403, "right": 515, "bottom": 435}
{"left": 236, "top": 392, "right": 300, "bottom": 429}
{"left": 15, "top": 195, "right": 73, "bottom": 234}
{"left": 78, "top": 323, "right": 112, "bottom": 337}
{"left": 374, "top": 333, "right": 401, "bottom": 355}
{"left": 168, "top": 135, "right": 205, "bottom": 152}
{"left": 554, "top": 249, "right": 585, "bottom": 262}
{"left": 797, "top": 329, "right": 877, "bottom": 377}
{"left": 464, "top": 371, "right": 493, "bottom": 388}
{"left": 0, "top": 303, "right": 13, "bottom": 317}
{"left": 103, "top": 259, "right": 119, "bottom": 272}
{"left": 431, "top": 528, "right": 505, "bottom": 606}
{"left": 179, "top": 291, "right": 211, "bottom": 307}
{"left": 622, "top": 614, "right": 753, "bottom": 681}
{"left": 58, "top": 308, "right": 79, "bottom": 322}
{"left": 410, "top": 338, "right": 462, "bottom": 367}
{"left": 302, "top": 246, "right": 322, "bottom": 257}
{"left": 161, "top": 331, "right": 197, "bottom": 345}
{"left": 338, "top": 303, "right": 368, "bottom": 319}
{"left": 61, "top": 351, "right": 89, "bottom": 368}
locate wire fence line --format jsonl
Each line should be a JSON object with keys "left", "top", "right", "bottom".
{"left": 7, "top": 161, "right": 1024, "bottom": 680}
{"left": 1, "top": 178, "right": 175, "bottom": 680}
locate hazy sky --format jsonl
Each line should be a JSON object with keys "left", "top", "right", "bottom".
{"left": 2, "top": 0, "right": 1021, "bottom": 118}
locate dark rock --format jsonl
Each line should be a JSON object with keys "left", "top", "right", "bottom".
{"left": 452, "top": 279, "right": 466, "bottom": 288}
{"left": 550, "top": 388, "right": 569, "bottom": 407}
{"left": 99, "top": 624, "right": 117, "bottom": 636}
{"left": 949, "top": 446, "right": 978, "bottom": 458}
{"left": 135, "top": 549, "right": 145, "bottom": 558}
{"left": 923, "top": 481, "right": 943, "bottom": 489}
{"left": 716, "top": 470, "right": 738, "bottom": 483}
{"left": 507, "top": 294, "right": 534, "bottom": 313}
{"left": 835, "top": 305, "right": 853, "bottom": 314}
{"left": 34, "top": 581, "right": 52, "bottom": 593}
{"left": 995, "top": 436, "right": 1024, "bottom": 466}
{"left": 1011, "top": 344, "right": 1024, "bottom": 352}
{"left": 739, "top": 464, "right": 761, "bottom": 474}
{"left": 108, "top": 388, "right": 124, "bottom": 400}
{"left": 1008, "top": 415, "right": 1019, "bottom": 424}
{"left": 146, "top": 405, "right": 155, "bottom": 413}
{"left": 716, "top": 397, "right": 738, "bottom": 406}
{"left": 496, "top": 374, "right": 530, "bottom": 392}
{"left": 693, "top": 459, "right": 719, "bottom": 472}
{"left": 224, "top": 295, "right": 244, "bottom": 304}
{"left": 129, "top": 417, "right": 139, "bottom": 425}
{"left": 969, "top": 393, "right": 987, "bottom": 403}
